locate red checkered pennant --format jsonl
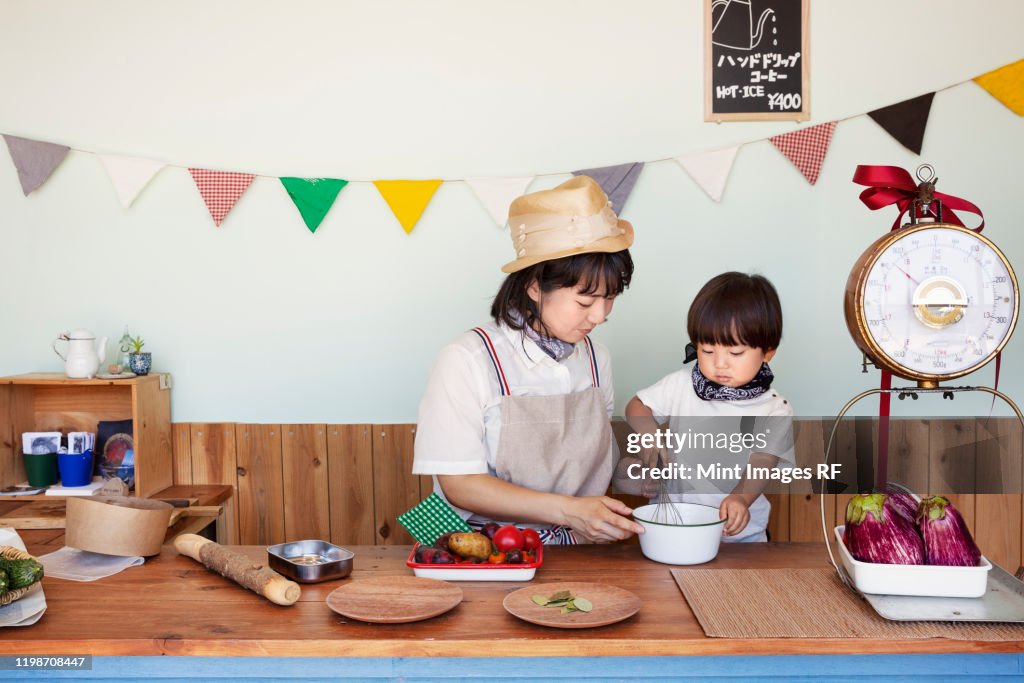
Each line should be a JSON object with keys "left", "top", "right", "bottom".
{"left": 769, "top": 121, "right": 838, "bottom": 185}
{"left": 188, "top": 168, "right": 256, "bottom": 226}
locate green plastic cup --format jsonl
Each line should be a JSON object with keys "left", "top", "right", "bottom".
{"left": 23, "top": 452, "right": 58, "bottom": 487}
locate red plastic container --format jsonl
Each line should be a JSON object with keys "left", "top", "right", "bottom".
{"left": 406, "top": 543, "right": 543, "bottom": 581}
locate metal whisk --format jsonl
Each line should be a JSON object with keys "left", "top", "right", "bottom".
{"left": 650, "top": 451, "right": 688, "bottom": 526}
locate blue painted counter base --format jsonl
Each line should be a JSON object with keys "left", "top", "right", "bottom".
{"left": 8, "top": 654, "right": 1024, "bottom": 681}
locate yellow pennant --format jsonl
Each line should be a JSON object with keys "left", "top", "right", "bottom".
{"left": 372, "top": 179, "right": 443, "bottom": 234}
{"left": 974, "top": 59, "right": 1024, "bottom": 116}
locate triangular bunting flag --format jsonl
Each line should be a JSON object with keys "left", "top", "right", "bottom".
{"left": 867, "top": 93, "right": 935, "bottom": 155}
{"left": 97, "top": 154, "right": 165, "bottom": 207}
{"left": 2, "top": 134, "right": 71, "bottom": 195}
{"left": 465, "top": 177, "right": 534, "bottom": 228}
{"left": 769, "top": 121, "right": 838, "bottom": 185}
{"left": 572, "top": 162, "right": 644, "bottom": 214}
{"left": 280, "top": 177, "right": 348, "bottom": 233}
{"left": 372, "top": 179, "right": 443, "bottom": 234}
{"left": 974, "top": 59, "right": 1024, "bottom": 116}
{"left": 188, "top": 168, "right": 256, "bottom": 227}
{"left": 676, "top": 147, "right": 740, "bottom": 202}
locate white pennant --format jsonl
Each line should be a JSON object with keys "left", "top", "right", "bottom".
{"left": 465, "top": 176, "right": 534, "bottom": 228}
{"left": 97, "top": 154, "right": 166, "bottom": 207}
{"left": 676, "top": 146, "right": 740, "bottom": 202}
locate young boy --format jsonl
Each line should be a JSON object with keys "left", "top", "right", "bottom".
{"left": 622, "top": 272, "right": 795, "bottom": 542}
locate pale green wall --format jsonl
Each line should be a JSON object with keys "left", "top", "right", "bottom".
{"left": 1, "top": 1, "right": 1022, "bottom": 422}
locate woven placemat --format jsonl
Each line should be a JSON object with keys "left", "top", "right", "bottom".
{"left": 672, "top": 567, "right": 1024, "bottom": 640}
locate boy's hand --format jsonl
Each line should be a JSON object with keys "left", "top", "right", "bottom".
{"left": 719, "top": 494, "right": 751, "bottom": 536}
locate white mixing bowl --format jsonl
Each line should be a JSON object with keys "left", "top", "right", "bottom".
{"left": 633, "top": 502, "right": 725, "bottom": 565}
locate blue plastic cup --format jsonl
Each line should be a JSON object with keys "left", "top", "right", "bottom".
{"left": 58, "top": 449, "right": 94, "bottom": 487}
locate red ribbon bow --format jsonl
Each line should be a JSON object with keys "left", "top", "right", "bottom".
{"left": 852, "top": 165, "right": 984, "bottom": 232}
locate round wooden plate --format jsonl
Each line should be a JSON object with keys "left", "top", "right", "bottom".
{"left": 326, "top": 576, "right": 463, "bottom": 624}
{"left": 503, "top": 581, "right": 641, "bottom": 629}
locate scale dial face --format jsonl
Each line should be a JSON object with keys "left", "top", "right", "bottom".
{"left": 847, "top": 223, "right": 1019, "bottom": 382}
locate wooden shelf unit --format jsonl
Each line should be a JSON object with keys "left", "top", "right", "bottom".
{"left": 0, "top": 373, "right": 172, "bottom": 498}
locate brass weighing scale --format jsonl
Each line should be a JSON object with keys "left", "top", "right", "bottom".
{"left": 822, "top": 165, "right": 1024, "bottom": 621}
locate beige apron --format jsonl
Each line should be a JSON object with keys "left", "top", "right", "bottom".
{"left": 472, "top": 327, "right": 614, "bottom": 544}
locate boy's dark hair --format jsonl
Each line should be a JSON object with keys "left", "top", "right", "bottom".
{"left": 491, "top": 251, "right": 634, "bottom": 336}
{"left": 687, "top": 272, "right": 782, "bottom": 350}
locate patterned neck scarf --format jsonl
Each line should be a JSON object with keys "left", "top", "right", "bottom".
{"left": 511, "top": 312, "right": 576, "bottom": 361}
{"left": 684, "top": 343, "right": 774, "bottom": 401}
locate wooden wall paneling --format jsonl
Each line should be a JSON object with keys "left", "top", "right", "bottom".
{"left": 765, "top": 491, "right": 790, "bottom": 542}
{"left": 788, "top": 418, "right": 827, "bottom": 542}
{"left": 171, "top": 424, "right": 193, "bottom": 485}
{"left": 189, "top": 424, "right": 239, "bottom": 544}
{"left": 888, "top": 418, "right": 930, "bottom": 495}
{"left": 281, "top": 425, "right": 330, "bottom": 543}
{"left": 974, "top": 417, "right": 1022, "bottom": 571}
{"left": 372, "top": 424, "right": 419, "bottom": 545}
{"left": 236, "top": 424, "right": 285, "bottom": 546}
{"left": 929, "top": 418, "right": 976, "bottom": 533}
{"left": 326, "top": 424, "right": 376, "bottom": 546}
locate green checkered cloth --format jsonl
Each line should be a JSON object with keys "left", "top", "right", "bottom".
{"left": 398, "top": 493, "right": 472, "bottom": 545}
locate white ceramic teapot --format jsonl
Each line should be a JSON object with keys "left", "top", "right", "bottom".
{"left": 53, "top": 329, "right": 108, "bottom": 379}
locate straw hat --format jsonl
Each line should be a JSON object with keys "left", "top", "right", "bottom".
{"left": 501, "top": 176, "right": 634, "bottom": 273}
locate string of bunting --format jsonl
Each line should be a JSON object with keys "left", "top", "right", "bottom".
{"left": 2, "top": 60, "right": 1021, "bottom": 234}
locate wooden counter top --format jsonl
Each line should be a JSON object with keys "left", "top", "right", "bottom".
{"left": 2, "top": 542, "right": 1022, "bottom": 658}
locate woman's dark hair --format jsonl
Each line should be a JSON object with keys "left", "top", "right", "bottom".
{"left": 491, "top": 251, "right": 634, "bottom": 335}
{"left": 687, "top": 272, "right": 782, "bottom": 350}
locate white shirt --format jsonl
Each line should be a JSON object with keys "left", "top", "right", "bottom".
{"left": 413, "top": 321, "right": 614, "bottom": 477}
{"left": 635, "top": 366, "right": 795, "bottom": 542}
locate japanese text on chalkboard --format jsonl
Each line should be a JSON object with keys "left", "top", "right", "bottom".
{"left": 705, "top": 0, "right": 809, "bottom": 121}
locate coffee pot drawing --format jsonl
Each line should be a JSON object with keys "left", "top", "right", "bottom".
{"left": 712, "top": 0, "right": 775, "bottom": 51}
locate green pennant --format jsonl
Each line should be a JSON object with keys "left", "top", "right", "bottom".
{"left": 279, "top": 177, "right": 348, "bottom": 233}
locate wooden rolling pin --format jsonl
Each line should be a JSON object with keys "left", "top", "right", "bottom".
{"left": 174, "top": 534, "right": 301, "bottom": 606}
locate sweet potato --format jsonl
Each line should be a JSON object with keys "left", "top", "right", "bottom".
{"left": 447, "top": 532, "right": 492, "bottom": 560}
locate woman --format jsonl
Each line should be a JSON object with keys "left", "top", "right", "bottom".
{"left": 412, "top": 175, "right": 643, "bottom": 543}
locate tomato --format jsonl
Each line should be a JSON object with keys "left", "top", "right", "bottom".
{"left": 522, "top": 551, "right": 535, "bottom": 564}
{"left": 521, "top": 528, "right": 541, "bottom": 551}
{"left": 488, "top": 550, "right": 506, "bottom": 564}
{"left": 492, "top": 525, "right": 525, "bottom": 552}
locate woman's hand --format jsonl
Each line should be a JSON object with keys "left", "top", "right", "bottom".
{"left": 719, "top": 494, "right": 751, "bottom": 536}
{"left": 559, "top": 496, "right": 645, "bottom": 543}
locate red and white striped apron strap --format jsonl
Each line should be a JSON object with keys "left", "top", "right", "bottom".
{"left": 471, "top": 327, "right": 510, "bottom": 396}
{"left": 538, "top": 525, "right": 579, "bottom": 545}
{"left": 467, "top": 521, "right": 579, "bottom": 546}
{"left": 583, "top": 335, "right": 599, "bottom": 388}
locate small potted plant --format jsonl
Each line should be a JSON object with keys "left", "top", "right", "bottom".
{"left": 127, "top": 334, "right": 151, "bottom": 376}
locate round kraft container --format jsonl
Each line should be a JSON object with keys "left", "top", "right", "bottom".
{"left": 66, "top": 496, "right": 173, "bottom": 557}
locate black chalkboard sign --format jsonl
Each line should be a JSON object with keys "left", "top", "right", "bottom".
{"left": 705, "top": 0, "right": 809, "bottom": 121}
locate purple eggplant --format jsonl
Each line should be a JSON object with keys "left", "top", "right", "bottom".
{"left": 885, "top": 491, "right": 918, "bottom": 524}
{"left": 844, "top": 493, "right": 924, "bottom": 565}
{"left": 917, "top": 496, "right": 982, "bottom": 567}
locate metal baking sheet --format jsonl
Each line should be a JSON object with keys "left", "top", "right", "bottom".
{"left": 863, "top": 562, "right": 1024, "bottom": 622}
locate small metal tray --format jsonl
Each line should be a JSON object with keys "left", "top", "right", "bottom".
{"left": 862, "top": 562, "right": 1024, "bottom": 622}
{"left": 267, "top": 539, "right": 354, "bottom": 583}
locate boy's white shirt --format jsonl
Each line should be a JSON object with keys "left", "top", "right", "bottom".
{"left": 635, "top": 366, "right": 795, "bottom": 542}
